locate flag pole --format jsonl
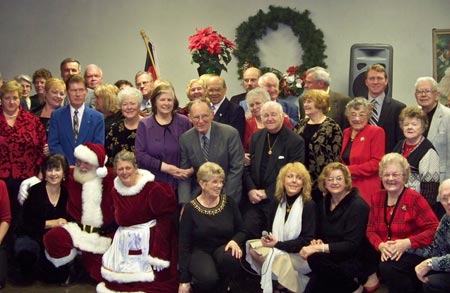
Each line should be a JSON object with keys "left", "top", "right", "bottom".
{"left": 140, "top": 29, "right": 159, "bottom": 79}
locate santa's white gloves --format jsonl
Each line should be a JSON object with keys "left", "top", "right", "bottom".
{"left": 18, "top": 176, "right": 41, "bottom": 205}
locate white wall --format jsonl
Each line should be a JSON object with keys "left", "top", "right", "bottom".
{"left": 0, "top": 0, "right": 449, "bottom": 106}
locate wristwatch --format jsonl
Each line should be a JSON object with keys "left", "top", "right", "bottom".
{"left": 427, "top": 259, "right": 433, "bottom": 268}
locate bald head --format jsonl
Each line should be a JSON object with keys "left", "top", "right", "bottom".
{"left": 243, "top": 67, "right": 261, "bottom": 92}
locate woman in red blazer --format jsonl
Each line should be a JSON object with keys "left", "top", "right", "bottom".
{"left": 340, "top": 97, "right": 385, "bottom": 203}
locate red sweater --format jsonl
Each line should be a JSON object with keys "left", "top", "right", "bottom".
{"left": 366, "top": 188, "right": 439, "bottom": 250}
{"left": 0, "top": 180, "right": 11, "bottom": 224}
{"left": 341, "top": 124, "right": 385, "bottom": 203}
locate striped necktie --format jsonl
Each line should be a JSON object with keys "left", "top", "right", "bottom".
{"left": 73, "top": 110, "right": 79, "bottom": 142}
{"left": 370, "top": 99, "right": 379, "bottom": 125}
{"left": 202, "top": 135, "right": 209, "bottom": 161}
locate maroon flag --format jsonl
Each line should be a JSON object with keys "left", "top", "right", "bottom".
{"left": 144, "top": 41, "right": 159, "bottom": 81}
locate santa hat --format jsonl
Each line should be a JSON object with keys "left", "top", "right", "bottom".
{"left": 74, "top": 143, "right": 108, "bottom": 178}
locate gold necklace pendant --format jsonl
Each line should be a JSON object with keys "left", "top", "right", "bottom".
{"left": 267, "top": 133, "right": 278, "bottom": 155}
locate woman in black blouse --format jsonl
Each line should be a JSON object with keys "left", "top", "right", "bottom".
{"left": 246, "top": 162, "right": 316, "bottom": 292}
{"left": 12, "top": 154, "right": 69, "bottom": 285}
{"left": 300, "top": 162, "right": 375, "bottom": 293}
{"left": 178, "top": 162, "right": 245, "bottom": 293}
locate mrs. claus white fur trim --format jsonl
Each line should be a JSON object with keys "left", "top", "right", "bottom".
{"left": 114, "top": 169, "right": 155, "bottom": 196}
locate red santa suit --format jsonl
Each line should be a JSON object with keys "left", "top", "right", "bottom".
{"left": 96, "top": 169, "right": 178, "bottom": 293}
{"left": 43, "top": 143, "right": 116, "bottom": 282}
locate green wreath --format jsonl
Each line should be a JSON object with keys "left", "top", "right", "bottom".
{"left": 234, "top": 5, "right": 327, "bottom": 78}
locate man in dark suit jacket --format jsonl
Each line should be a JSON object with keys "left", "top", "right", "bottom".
{"left": 244, "top": 101, "right": 305, "bottom": 239}
{"left": 207, "top": 76, "right": 245, "bottom": 141}
{"left": 365, "top": 64, "right": 405, "bottom": 153}
{"left": 230, "top": 67, "right": 261, "bottom": 105}
{"left": 178, "top": 99, "right": 244, "bottom": 204}
{"left": 48, "top": 75, "right": 104, "bottom": 165}
{"left": 299, "top": 66, "right": 351, "bottom": 130}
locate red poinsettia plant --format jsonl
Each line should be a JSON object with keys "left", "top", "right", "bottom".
{"left": 280, "top": 65, "right": 306, "bottom": 97}
{"left": 188, "top": 26, "right": 236, "bottom": 75}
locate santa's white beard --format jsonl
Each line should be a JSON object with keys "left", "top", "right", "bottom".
{"left": 73, "top": 167, "right": 98, "bottom": 184}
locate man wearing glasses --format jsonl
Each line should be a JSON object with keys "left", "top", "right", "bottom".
{"left": 415, "top": 76, "right": 450, "bottom": 182}
{"left": 135, "top": 71, "right": 154, "bottom": 116}
{"left": 48, "top": 74, "right": 104, "bottom": 165}
{"left": 365, "top": 64, "right": 405, "bottom": 153}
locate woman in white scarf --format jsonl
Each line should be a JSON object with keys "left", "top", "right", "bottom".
{"left": 246, "top": 162, "right": 316, "bottom": 293}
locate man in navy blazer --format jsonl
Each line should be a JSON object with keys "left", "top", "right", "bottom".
{"left": 207, "top": 76, "right": 245, "bottom": 142}
{"left": 244, "top": 101, "right": 305, "bottom": 238}
{"left": 178, "top": 99, "right": 244, "bottom": 204}
{"left": 48, "top": 74, "right": 104, "bottom": 165}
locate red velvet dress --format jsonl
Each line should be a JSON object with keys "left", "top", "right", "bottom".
{"left": 98, "top": 169, "right": 178, "bottom": 293}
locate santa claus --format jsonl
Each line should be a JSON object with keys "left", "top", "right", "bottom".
{"left": 20, "top": 143, "right": 116, "bottom": 284}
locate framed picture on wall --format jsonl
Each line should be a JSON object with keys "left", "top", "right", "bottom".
{"left": 433, "top": 28, "right": 450, "bottom": 82}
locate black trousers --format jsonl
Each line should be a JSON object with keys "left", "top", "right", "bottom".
{"left": 379, "top": 252, "right": 424, "bottom": 293}
{"left": 304, "top": 252, "right": 362, "bottom": 293}
{"left": 243, "top": 203, "right": 271, "bottom": 240}
{"left": 422, "top": 271, "right": 450, "bottom": 293}
{"left": 189, "top": 245, "right": 241, "bottom": 293}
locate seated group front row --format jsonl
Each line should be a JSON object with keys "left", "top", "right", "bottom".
{"left": 181, "top": 153, "right": 449, "bottom": 293}
{"left": 4, "top": 146, "right": 450, "bottom": 293}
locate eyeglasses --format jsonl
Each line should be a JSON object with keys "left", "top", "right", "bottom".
{"left": 190, "top": 114, "right": 211, "bottom": 122}
{"left": 349, "top": 112, "right": 368, "bottom": 118}
{"left": 415, "top": 89, "right": 436, "bottom": 95}
{"left": 327, "top": 176, "right": 344, "bottom": 183}
{"left": 382, "top": 173, "right": 404, "bottom": 179}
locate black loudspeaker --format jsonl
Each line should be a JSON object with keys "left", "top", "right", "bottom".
{"left": 349, "top": 44, "right": 393, "bottom": 98}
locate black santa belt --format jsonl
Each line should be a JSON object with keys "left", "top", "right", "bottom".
{"left": 76, "top": 222, "right": 116, "bottom": 235}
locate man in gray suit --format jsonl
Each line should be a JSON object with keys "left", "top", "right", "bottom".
{"left": 299, "top": 66, "right": 351, "bottom": 130}
{"left": 178, "top": 99, "right": 244, "bottom": 204}
{"left": 415, "top": 76, "right": 450, "bottom": 182}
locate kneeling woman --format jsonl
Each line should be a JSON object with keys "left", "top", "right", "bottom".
{"left": 300, "top": 162, "right": 374, "bottom": 293}
{"left": 246, "top": 162, "right": 316, "bottom": 293}
{"left": 97, "top": 150, "right": 178, "bottom": 293}
{"left": 14, "top": 154, "right": 69, "bottom": 284}
{"left": 178, "top": 162, "right": 245, "bottom": 293}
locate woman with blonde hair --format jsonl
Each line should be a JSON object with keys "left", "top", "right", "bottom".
{"left": 178, "top": 78, "right": 207, "bottom": 116}
{"left": 33, "top": 77, "right": 65, "bottom": 135}
{"left": 94, "top": 83, "right": 122, "bottom": 134}
{"left": 247, "top": 162, "right": 316, "bottom": 293}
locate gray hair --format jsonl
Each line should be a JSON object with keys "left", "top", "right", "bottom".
{"left": 118, "top": 87, "right": 143, "bottom": 106}
{"left": 261, "top": 100, "right": 283, "bottom": 116}
{"left": 414, "top": 77, "right": 438, "bottom": 90}
{"left": 258, "top": 72, "right": 279, "bottom": 87}
{"left": 15, "top": 74, "right": 32, "bottom": 84}
{"left": 379, "top": 153, "right": 410, "bottom": 184}
{"left": 135, "top": 71, "right": 153, "bottom": 83}
{"left": 246, "top": 87, "right": 270, "bottom": 107}
{"left": 345, "top": 97, "right": 373, "bottom": 117}
{"left": 84, "top": 64, "right": 103, "bottom": 76}
{"left": 306, "top": 66, "right": 331, "bottom": 86}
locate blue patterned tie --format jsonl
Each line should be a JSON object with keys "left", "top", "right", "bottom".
{"left": 370, "top": 99, "right": 379, "bottom": 125}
